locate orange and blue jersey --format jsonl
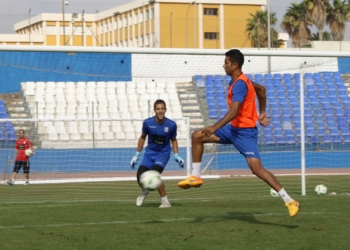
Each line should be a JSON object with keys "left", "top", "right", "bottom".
{"left": 227, "top": 73, "right": 258, "bottom": 128}
{"left": 214, "top": 73, "right": 261, "bottom": 159}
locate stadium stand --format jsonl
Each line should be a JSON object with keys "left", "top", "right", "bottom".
{"left": 203, "top": 72, "right": 350, "bottom": 144}
{"left": 16, "top": 81, "right": 187, "bottom": 148}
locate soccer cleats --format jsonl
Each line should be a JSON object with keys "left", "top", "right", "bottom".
{"left": 24, "top": 181, "right": 30, "bottom": 185}
{"left": 159, "top": 201, "right": 171, "bottom": 208}
{"left": 136, "top": 190, "right": 149, "bottom": 206}
{"left": 177, "top": 176, "right": 203, "bottom": 189}
{"left": 286, "top": 200, "right": 300, "bottom": 218}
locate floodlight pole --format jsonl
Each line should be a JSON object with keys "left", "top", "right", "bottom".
{"left": 62, "top": 0, "right": 66, "bottom": 46}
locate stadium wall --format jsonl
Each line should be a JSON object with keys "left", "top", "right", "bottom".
{"left": 0, "top": 149, "right": 349, "bottom": 174}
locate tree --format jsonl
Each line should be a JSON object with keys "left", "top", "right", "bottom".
{"left": 326, "top": 0, "right": 350, "bottom": 41}
{"left": 245, "top": 10, "right": 284, "bottom": 48}
{"left": 308, "top": 31, "right": 334, "bottom": 40}
{"left": 304, "top": 0, "right": 330, "bottom": 41}
{"left": 281, "top": 2, "right": 313, "bottom": 48}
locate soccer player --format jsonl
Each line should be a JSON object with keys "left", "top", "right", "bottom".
{"left": 7, "top": 129, "right": 34, "bottom": 185}
{"left": 178, "top": 49, "right": 300, "bottom": 218}
{"left": 130, "top": 99, "right": 184, "bottom": 208}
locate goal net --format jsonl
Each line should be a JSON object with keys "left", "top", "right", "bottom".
{"left": 0, "top": 46, "right": 349, "bottom": 198}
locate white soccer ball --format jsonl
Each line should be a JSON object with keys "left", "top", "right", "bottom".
{"left": 270, "top": 188, "right": 279, "bottom": 197}
{"left": 140, "top": 170, "right": 162, "bottom": 191}
{"left": 25, "top": 149, "right": 34, "bottom": 157}
{"left": 315, "top": 184, "right": 327, "bottom": 195}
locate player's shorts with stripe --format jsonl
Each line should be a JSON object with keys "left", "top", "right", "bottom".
{"left": 214, "top": 124, "right": 260, "bottom": 159}
{"left": 140, "top": 150, "right": 171, "bottom": 169}
{"left": 13, "top": 160, "right": 30, "bottom": 174}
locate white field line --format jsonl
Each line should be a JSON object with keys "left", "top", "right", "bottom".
{"left": 0, "top": 212, "right": 346, "bottom": 230}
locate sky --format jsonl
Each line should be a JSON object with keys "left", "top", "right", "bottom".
{"left": 0, "top": 0, "right": 349, "bottom": 45}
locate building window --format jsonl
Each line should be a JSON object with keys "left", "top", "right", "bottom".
{"left": 204, "top": 32, "right": 219, "bottom": 40}
{"left": 146, "top": 10, "right": 149, "bottom": 21}
{"left": 204, "top": 8, "right": 218, "bottom": 16}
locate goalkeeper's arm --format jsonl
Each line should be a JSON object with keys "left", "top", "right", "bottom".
{"left": 130, "top": 134, "right": 147, "bottom": 169}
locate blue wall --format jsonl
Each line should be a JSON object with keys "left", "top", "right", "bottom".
{"left": 338, "top": 57, "right": 350, "bottom": 74}
{"left": 0, "top": 52, "right": 132, "bottom": 93}
{"left": 1, "top": 148, "right": 348, "bottom": 173}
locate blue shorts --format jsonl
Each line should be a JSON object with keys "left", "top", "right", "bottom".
{"left": 214, "top": 124, "right": 260, "bottom": 159}
{"left": 140, "top": 150, "right": 170, "bottom": 169}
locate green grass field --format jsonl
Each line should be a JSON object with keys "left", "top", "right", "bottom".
{"left": 1, "top": 177, "right": 350, "bottom": 250}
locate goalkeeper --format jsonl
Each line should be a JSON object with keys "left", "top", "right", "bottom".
{"left": 178, "top": 49, "right": 300, "bottom": 218}
{"left": 130, "top": 99, "right": 184, "bottom": 208}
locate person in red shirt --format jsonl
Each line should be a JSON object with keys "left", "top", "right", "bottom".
{"left": 7, "top": 129, "right": 34, "bottom": 185}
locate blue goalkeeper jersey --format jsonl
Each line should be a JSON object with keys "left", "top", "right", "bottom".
{"left": 142, "top": 116, "right": 177, "bottom": 153}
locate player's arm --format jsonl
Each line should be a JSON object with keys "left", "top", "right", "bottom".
{"left": 253, "top": 82, "right": 269, "bottom": 126}
{"left": 130, "top": 133, "right": 147, "bottom": 169}
{"left": 171, "top": 138, "right": 184, "bottom": 168}
{"left": 136, "top": 134, "right": 147, "bottom": 153}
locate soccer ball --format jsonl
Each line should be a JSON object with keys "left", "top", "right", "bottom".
{"left": 270, "top": 188, "right": 279, "bottom": 197}
{"left": 25, "top": 149, "right": 34, "bottom": 157}
{"left": 315, "top": 184, "right": 327, "bottom": 195}
{"left": 140, "top": 170, "right": 162, "bottom": 191}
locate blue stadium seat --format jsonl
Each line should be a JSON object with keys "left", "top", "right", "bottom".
{"left": 254, "top": 74, "right": 262, "bottom": 81}
{"left": 304, "top": 73, "right": 313, "bottom": 79}
{"left": 343, "top": 135, "right": 350, "bottom": 143}
{"left": 334, "top": 77, "right": 344, "bottom": 84}
{"left": 309, "top": 135, "right": 318, "bottom": 144}
{"left": 265, "top": 136, "right": 275, "bottom": 144}
{"left": 322, "top": 72, "right": 331, "bottom": 78}
{"left": 340, "top": 128, "right": 350, "bottom": 135}
{"left": 324, "top": 77, "right": 333, "bottom": 84}
{"left": 332, "top": 135, "right": 342, "bottom": 143}
{"left": 264, "top": 74, "right": 272, "bottom": 80}
{"left": 332, "top": 72, "right": 341, "bottom": 78}
{"left": 246, "top": 74, "right": 253, "bottom": 80}
{"left": 285, "top": 135, "right": 296, "bottom": 144}
{"left": 273, "top": 123, "right": 283, "bottom": 131}
{"left": 284, "top": 73, "right": 292, "bottom": 80}
{"left": 313, "top": 73, "right": 321, "bottom": 78}
{"left": 274, "top": 73, "right": 282, "bottom": 80}
{"left": 224, "top": 75, "right": 232, "bottom": 85}
{"left": 329, "top": 128, "right": 340, "bottom": 136}
{"left": 208, "top": 109, "right": 218, "bottom": 119}
{"left": 322, "top": 136, "right": 332, "bottom": 143}
{"left": 6, "top": 132, "right": 16, "bottom": 141}
{"left": 0, "top": 132, "right": 5, "bottom": 142}
{"left": 276, "top": 136, "right": 287, "bottom": 144}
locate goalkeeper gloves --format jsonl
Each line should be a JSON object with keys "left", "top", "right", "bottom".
{"left": 130, "top": 152, "right": 140, "bottom": 169}
{"left": 174, "top": 154, "right": 184, "bottom": 168}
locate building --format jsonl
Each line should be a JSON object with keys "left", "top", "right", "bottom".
{"left": 1, "top": 0, "right": 272, "bottom": 48}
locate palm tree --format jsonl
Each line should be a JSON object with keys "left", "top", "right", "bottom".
{"left": 281, "top": 2, "right": 313, "bottom": 48}
{"left": 326, "top": 0, "right": 350, "bottom": 41}
{"left": 246, "top": 10, "right": 284, "bottom": 48}
{"left": 308, "top": 31, "right": 334, "bottom": 40}
{"left": 303, "top": 0, "right": 330, "bottom": 41}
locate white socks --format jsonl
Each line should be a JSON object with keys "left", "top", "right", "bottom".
{"left": 161, "top": 195, "right": 169, "bottom": 203}
{"left": 192, "top": 162, "right": 201, "bottom": 177}
{"left": 278, "top": 188, "right": 294, "bottom": 203}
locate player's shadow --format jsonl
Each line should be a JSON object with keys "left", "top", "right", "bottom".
{"left": 192, "top": 212, "right": 298, "bottom": 229}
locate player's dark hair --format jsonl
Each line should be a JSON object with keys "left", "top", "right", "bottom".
{"left": 18, "top": 129, "right": 25, "bottom": 134}
{"left": 153, "top": 99, "right": 166, "bottom": 109}
{"left": 225, "top": 49, "right": 244, "bottom": 68}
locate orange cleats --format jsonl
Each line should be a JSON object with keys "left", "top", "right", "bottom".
{"left": 286, "top": 200, "right": 300, "bottom": 218}
{"left": 178, "top": 176, "right": 203, "bottom": 189}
